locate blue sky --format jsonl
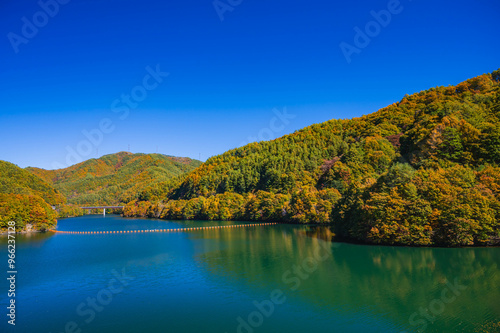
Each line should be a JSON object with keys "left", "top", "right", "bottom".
{"left": 0, "top": 0, "right": 499, "bottom": 169}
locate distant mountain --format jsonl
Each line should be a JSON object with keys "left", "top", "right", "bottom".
{"left": 125, "top": 69, "right": 500, "bottom": 247}
{"left": 27, "top": 152, "right": 202, "bottom": 206}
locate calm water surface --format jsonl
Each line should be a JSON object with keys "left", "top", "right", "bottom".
{"left": 0, "top": 215, "right": 498, "bottom": 333}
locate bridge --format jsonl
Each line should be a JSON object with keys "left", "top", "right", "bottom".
{"left": 80, "top": 206, "right": 125, "bottom": 216}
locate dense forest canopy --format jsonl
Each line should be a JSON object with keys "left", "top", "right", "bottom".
{"left": 124, "top": 69, "right": 500, "bottom": 247}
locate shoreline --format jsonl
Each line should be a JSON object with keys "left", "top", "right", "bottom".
{"left": 55, "top": 214, "right": 500, "bottom": 249}
{"left": 0, "top": 229, "right": 44, "bottom": 235}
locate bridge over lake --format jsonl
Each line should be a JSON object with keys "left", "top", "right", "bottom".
{"left": 80, "top": 206, "right": 125, "bottom": 216}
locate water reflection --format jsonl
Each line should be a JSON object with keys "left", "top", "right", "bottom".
{"left": 194, "top": 225, "right": 500, "bottom": 332}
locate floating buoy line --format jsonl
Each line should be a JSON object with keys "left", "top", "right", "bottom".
{"left": 49, "top": 223, "right": 278, "bottom": 235}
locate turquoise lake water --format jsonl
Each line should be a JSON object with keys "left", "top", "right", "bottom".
{"left": 0, "top": 215, "right": 498, "bottom": 332}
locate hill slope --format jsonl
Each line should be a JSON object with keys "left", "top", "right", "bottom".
{"left": 125, "top": 69, "right": 500, "bottom": 246}
{"left": 0, "top": 160, "right": 66, "bottom": 206}
{"left": 0, "top": 161, "right": 65, "bottom": 230}
{"left": 27, "top": 152, "right": 202, "bottom": 206}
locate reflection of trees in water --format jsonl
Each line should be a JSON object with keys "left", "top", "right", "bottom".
{"left": 194, "top": 226, "right": 500, "bottom": 332}
{"left": 0, "top": 231, "right": 54, "bottom": 248}
{"left": 302, "top": 226, "right": 336, "bottom": 242}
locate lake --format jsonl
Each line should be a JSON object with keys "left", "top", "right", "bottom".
{"left": 1, "top": 215, "right": 498, "bottom": 333}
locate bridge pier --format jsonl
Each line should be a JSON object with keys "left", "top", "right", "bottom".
{"left": 103, "top": 208, "right": 106, "bottom": 217}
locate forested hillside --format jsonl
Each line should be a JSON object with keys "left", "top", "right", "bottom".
{"left": 27, "top": 152, "right": 202, "bottom": 206}
{"left": 0, "top": 161, "right": 79, "bottom": 231}
{"left": 1, "top": 160, "right": 65, "bottom": 206}
{"left": 124, "top": 69, "right": 500, "bottom": 247}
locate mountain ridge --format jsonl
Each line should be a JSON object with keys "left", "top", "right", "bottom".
{"left": 26, "top": 152, "right": 202, "bottom": 206}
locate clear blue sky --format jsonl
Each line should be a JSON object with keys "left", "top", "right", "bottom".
{"left": 1, "top": 0, "right": 499, "bottom": 169}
